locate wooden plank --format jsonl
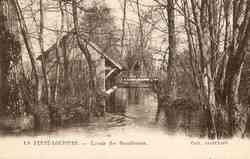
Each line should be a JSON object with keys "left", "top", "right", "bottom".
{"left": 121, "top": 78, "right": 158, "bottom": 83}
{"left": 105, "top": 86, "right": 118, "bottom": 95}
{"left": 105, "top": 68, "right": 118, "bottom": 79}
{"left": 117, "top": 83, "right": 153, "bottom": 88}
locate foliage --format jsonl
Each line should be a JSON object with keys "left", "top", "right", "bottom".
{"left": 50, "top": 97, "right": 90, "bottom": 127}
{"left": 0, "top": 114, "right": 34, "bottom": 134}
{"left": 0, "top": 28, "right": 22, "bottom": 117}
{"left": 79, "top": 1, "right": 119, "bottom": 58}
{"left": 32, "top": 104, "right": 51, "bottom": 131}
{"left": 0, "top": 30, "right": 21, "bottom": 74}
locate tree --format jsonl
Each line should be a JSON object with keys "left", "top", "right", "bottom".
{"left": 121, "top": 0, "right": 127, "bottom": 57}
{"left": 0, "top": 0, "right": 22, "bottom": 116}
{"left": 222, "top": 0, "right": 250, "bottom": 136}
{"left": 53, "top": 0, "right": 65, "bottom": 103}
{"left": 80, "top": 1, "right": 118, "bottom": 55}
{"left": 179, "top": 0, "right": 250, "bottom": 137}
{"left": 11, "top": 0, "right": 39, "bottom": 104}
{"left": 39, "top": 0, "right": 51, "bottom": 105}
{"left": 72, "top": 0, "right": 97, "bottom": 119}
{"left": 166, "top": 0, "right": 177, "bottom": 101}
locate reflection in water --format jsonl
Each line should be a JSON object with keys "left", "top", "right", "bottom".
{"left": 125, "top": 88, "right": 158, "bottom": 126}
{"left": 54, "top": 88, "right": 165, "bottom": 137}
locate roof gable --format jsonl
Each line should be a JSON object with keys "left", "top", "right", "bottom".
{"left": 37, "top": 31, "right": 123, "bottom": 70}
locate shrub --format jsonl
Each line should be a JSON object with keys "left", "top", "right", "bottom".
{"left": 32, "top": 104, "right": 51, "bottom": 131}
{"left": 50, "top": 102, "right": 89, "bottom": 127}
{"left": 0, "top": 114, "right": 34, "bottom": 133}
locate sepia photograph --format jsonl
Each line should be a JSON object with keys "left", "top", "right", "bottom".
{"left": 0, "top": 0, "right": 250, "bottom": 158}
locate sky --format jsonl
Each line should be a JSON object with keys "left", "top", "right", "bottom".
{"left": 105, "top": 0, "right": 140, "bottom": 26}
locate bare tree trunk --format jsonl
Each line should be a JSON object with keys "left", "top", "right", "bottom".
{"left": 226, "top": 63, "right": 244, "bottom": 136}
{"left": 53, "top": 0, "right": 65, "bottom": 103}
{"left": 154, "top": 0, "right": 177, "bottom": 123}
{"left": 72, "top": 0, "right": 97, "bottom": 119}
{"left": 11, "top": 0, "right": 39, "bottom": 104}
{"left": 121, "top": 0, "right": 127, "bottom": 58}
{"left": 182, "top": 0, "right": 219, "bottom": 138}
{"left": 0, "top": 0, "right": 9, "bottom": 112}
{"left": 62, "top": 4, "right": 71, "bottom": 101}
{"left": 39, "top": 0, "right": 50, "bottom": 104}
{"left": 0, "top": 0, "right": 22, "bottom": 116}
{"left": 223, "top": 0, "right": 250, "bottom": 137}
{"left": 166, "top": 0, "right": 177, "bottom": 100}
{"left": 62, "top": 38, "right": 69, "bottom": 99}
{"left": 54, "top": 43, "right": 60, "bottom": 103}
{"left": 202, "top": 65, "right": 218, "bottom": 138}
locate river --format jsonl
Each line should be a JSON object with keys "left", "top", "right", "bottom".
{"left": 55, "top": 89, "right": 167, "bottom": 137}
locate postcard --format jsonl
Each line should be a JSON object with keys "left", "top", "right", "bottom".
{"left": 0, "top": 0, "right": 250, "bottom": 158}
